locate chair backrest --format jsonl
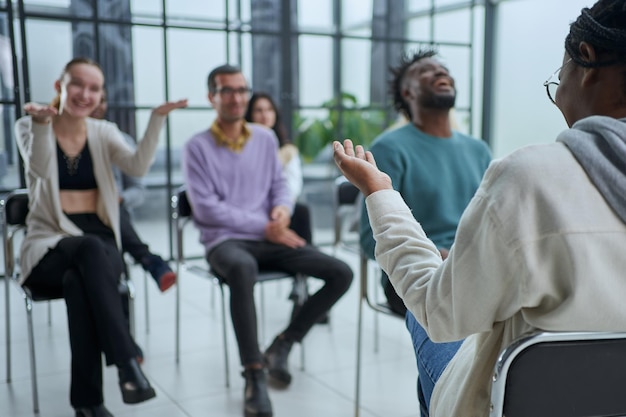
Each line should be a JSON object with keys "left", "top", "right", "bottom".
{"left": 3, "top": 189, "right": 29, "bottom": 227}
{"left": 175, "top": 187, "right": 192, "bottom": 218}
{"left": 490, "top": 331, "right": 626, "bottom": 417}
{"left": 2, "top": 189, "right": 29, "bottom": 278}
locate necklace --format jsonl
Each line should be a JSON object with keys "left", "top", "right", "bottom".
{"left": 62, "top": 151, "right": 82, "bottom": 176}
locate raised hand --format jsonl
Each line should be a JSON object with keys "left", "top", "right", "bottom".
{"left": 333, "top": 139, "right": 392, "bottom": 196}
{"left": 152, "top": 99, "right": 188, "bottom": 116}
{"left": 23, "top": 102, "right": 58, "bottom": 123}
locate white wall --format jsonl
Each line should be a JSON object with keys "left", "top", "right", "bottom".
{"left": 491, "top": 0, "right": 592, "bottom": 158}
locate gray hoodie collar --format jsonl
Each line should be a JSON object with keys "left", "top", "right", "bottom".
{"left": 557, "top": 116, "right": 626, "bottom": 225}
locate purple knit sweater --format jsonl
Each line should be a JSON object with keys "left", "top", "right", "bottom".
{"left": 182, "top": 123, "right": 292, "bottom": 252}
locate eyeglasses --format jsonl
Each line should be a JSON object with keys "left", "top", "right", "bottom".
{"left": 543, "top": 58, "right": 572, "bottom": 105}
{"left": 215, "top": 87, "right": 252, "bottom": 97}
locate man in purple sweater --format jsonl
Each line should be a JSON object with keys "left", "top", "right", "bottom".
{"left": 182, "top": 64, "right": 353, "bottom": 417}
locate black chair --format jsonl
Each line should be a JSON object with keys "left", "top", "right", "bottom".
{"left": 2, "top": 189, "right": 136, "bottom": 414}
{"left": 333, "top": 176, "right": 361, "bottom": 253}
{"left": 490, "top": 331, "right": 626, "bottom": 417}
{"left": 171, "top": 187, "right": 307, "bottom": 387}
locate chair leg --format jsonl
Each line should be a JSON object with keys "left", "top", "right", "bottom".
{"left": 5, "top": 274, "right": 11, "bottom": 383}
{"left": 355, "top": 290, "right": 364, "bottom": 417}
{"left": 144, "top": 270, "right": 150, "bottom": 334}
{"left": 25, "top": 296, "right": 40, "bottom": 414}
{"left": 259, "top": 285, "right": 266, "bottom": 344}
{"left": 47, "top": 301, "right": 52, "bottom": 326}
{"left": 127, "top": 279, "right": 136, "bottom": 338}
{"left": 219, "top": 284, "right": 230, "bottom": 387}
{"left": 175, "top": 266, "right": 181, "bottom": 364}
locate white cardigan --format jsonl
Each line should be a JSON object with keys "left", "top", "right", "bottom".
{"left": 367, "top": 141, "right": 626, "bottom": 417}
{"left": 14, "top": 113, "right": 165, "bottom": 283}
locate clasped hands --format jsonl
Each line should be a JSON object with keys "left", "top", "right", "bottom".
{"left": 264, "top": 205, "right": 306, "bottom": 249}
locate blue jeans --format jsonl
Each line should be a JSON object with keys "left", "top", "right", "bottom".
{"left": 406, "top": 311, "right": 463, "bottom": 417}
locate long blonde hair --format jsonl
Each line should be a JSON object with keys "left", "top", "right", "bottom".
{"left": 49, "top": 57, "right": 104, "bottom": 110}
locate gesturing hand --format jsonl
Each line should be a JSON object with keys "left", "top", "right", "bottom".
{"left": 333, "top": 139, "right": 393, "bottom": 196}
{"left": 152, "top": 99, "right": 189, "bottom": 116}
{"left": 24, "top": 102, "right": 58, "bottom": 124}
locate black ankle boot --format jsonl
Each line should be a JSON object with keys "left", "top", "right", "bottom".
{"left": 242, "top": 368, "right": 273, "bottom": 417}
{"left": 74, "top": 404, "right": 114, "bottom": 417}
{"left": 117, "top": 358, "right": 156, "bottom": 404}
{"left": 264, "top": 336, "right": 294, "bottom": 386}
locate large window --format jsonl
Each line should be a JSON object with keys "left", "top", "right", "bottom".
{"left": 3, "top": 0, "right": 484, "bottom": 257}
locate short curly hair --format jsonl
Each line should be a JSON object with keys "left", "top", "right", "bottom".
{"left": 389, "top": 48, "right": 438, "bottom": 121}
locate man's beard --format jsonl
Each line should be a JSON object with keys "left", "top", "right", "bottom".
{"left": 420, "top": 93, "right": 456, "bottom": 110}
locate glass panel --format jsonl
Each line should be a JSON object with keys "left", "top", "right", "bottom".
{"left": 228, "top": 31, "right": 252, "bottom": 78}
{"left": 132, "top": 26, "right": 165, "bottom": 106}
{"left": 165, "top": 0, "right": 225, "bottom": 25}
{"left": 297, "top": 0, "right": 333, "bottom": 30}
{"left": 130, "top": 0, "right": 163, "bottom": 22}
{"left": 299, "top": 35, "right": 333, "bottom": 107}
{"left": 234, "top": 0, "right": 251, "bottom": 24}
{"left": 341, "top": 38, "right": 371, "bottom": 106}
{"left": 407, "top": 0, "right": 432, "bottom": 13}
{"left": 341, "top": 108, "right": 386, "bottom": 149}
{"left": 0, "top": 106, "right": 19, "bottom": 191}
{"left": 437, "top": 45, "right": 471, "bottom": 110}
{"left": 24, "top": 0, "right": 92, "bottom": 18}
{"left": 137, "top": 108, "right": 166, "bottom": 185}
{"left": 98, "top": 0, "right": 131, "bottom": 22}
{"left": 167, "top": 109, "right": 217, "bottom": 184}
{"left": 25, "top": 20, "right": 73, "bottom": 103}
{"left": 0, "top": 14, "right": 14, "bottom": 101}
{"left": 24, "top": 0, "right": 70, "bottom": 6}
{"left": 342, "top": 0, "right": 372, "bottom": 37}
{"left": 294, "top": 108, "right": 333, "bottom": 164}
{"left": 407, "top": 15, "right": 431, "bottom": 41}
{"left": 167, "top": 29, "right": 227, "bottom": 107}
{"left": 434, "top": 8, "right": 471, "bottom": 44}
{"left": 450, "top": 108, "right": 470, "bottom": 135}
{"left": 435, "top": 0, "right": 467, "bottom": 7}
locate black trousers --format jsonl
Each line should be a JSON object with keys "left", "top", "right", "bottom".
{"left": 207, "top": 239, "right": 353, "bottom": 366}
{"left": 25, "top": 214, "right": 136, "bottom": 408}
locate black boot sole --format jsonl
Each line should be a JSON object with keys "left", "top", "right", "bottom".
{"left": 244, "top": 408, "right": 273, "bottom": 417}
{"left": 120, "top": 385, "right": 156, "bottom": 404}
{"left": 267, "top": 368, "right": 292, "bottom": 387}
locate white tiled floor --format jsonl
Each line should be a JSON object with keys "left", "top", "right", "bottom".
{"left": 0, "top": 228, "right": 421, "bottom": 417}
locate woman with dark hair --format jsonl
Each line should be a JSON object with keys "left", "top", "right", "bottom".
{"left": 245, "top": 92, "right": 303, "bottom": 205}
{"left": 333, "top": 1, "right": 626, "bottom": 416}
{"left": 15, "top": 57, "right": 187, "bottom": 416}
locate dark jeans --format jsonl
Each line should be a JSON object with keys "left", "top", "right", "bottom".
{"left": 24, "top": 213, "right": 136, "bottom": 408}
{"left": 119, "top": 204, "right": 151, "bottom": 264}
{"left": 207, "top": 239, "right": 353, "bottom": 366}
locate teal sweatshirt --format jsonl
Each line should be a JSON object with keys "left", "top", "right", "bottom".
{"left": 359, "top": 123, "right": 492, "bottom": 259}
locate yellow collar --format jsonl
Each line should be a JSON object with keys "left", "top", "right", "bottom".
{"left": 210, "top": 120, "right": 251, "bottom": 153}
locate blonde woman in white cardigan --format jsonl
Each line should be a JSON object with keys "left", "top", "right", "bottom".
{"left": 15, "top": 57, "right": 186, "bottom": 417}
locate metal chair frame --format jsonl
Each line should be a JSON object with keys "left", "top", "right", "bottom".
{"left": 2, "top": 189, "right": 136, "bottom": 414}
{"left": 171, "top": 188, "right": 307, "bottom": 388}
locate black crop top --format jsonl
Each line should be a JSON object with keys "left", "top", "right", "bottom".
{"left": 57, "top": 141, "right": 98, "bottom": 190}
